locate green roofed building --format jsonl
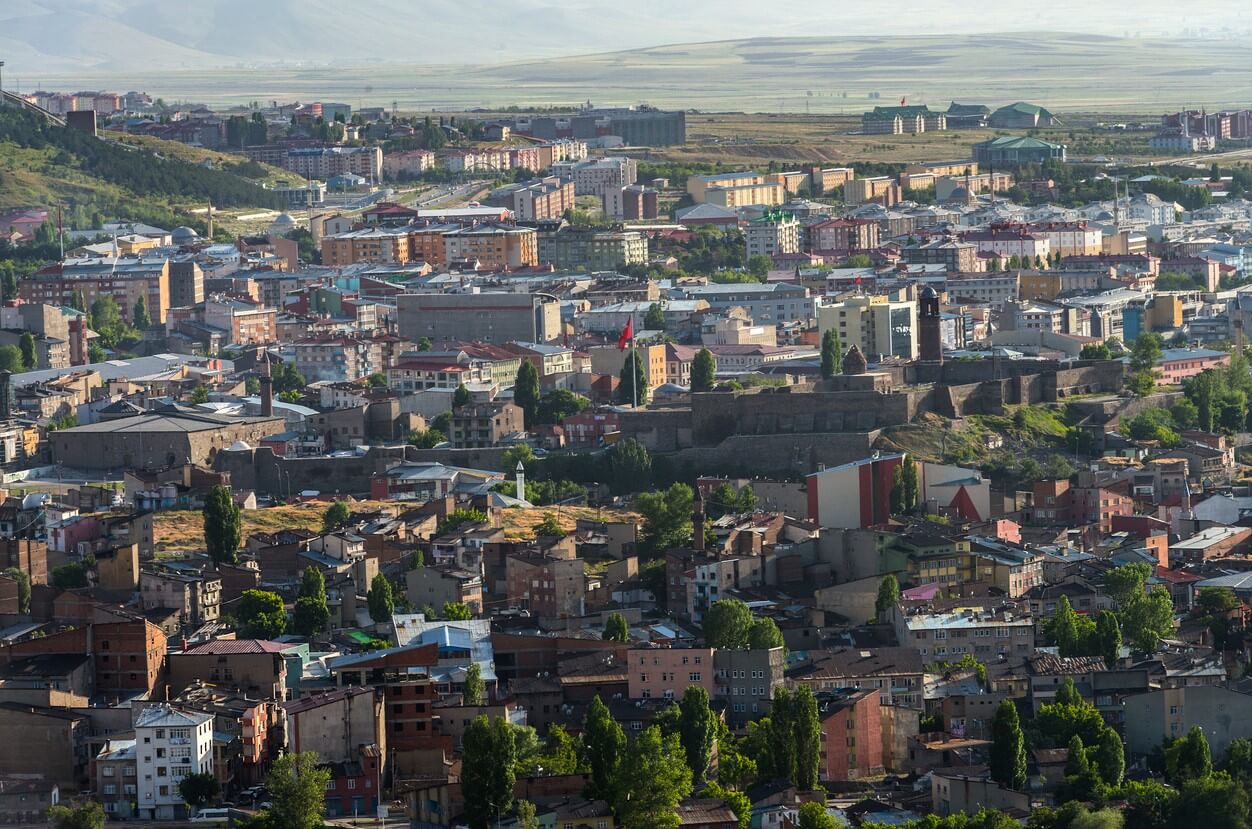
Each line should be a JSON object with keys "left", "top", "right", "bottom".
{"left": 972, "top": 136, "right": 1067, "bottom": 166}
{"left": 988, "top": 102, "right": 1061, "bottom": 129}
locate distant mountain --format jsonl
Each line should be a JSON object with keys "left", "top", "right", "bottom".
{"left": 4, "top": 0, "right": 1251, "bottom": 73}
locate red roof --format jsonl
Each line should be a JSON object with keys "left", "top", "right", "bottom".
{"left": 184, "top": 639, "right": 289, "bottom": 655}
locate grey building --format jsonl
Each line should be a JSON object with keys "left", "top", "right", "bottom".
{"left": 714, "top": 646, "right": 785, "bottom": 726}
{"left": 169, "top": 257, "right": 205, "bottom": 309}
{"left": 1123, "top": 685, "right": 1252, "bottom": 759}
{"left": 673, "top": 283, "right": 816, "bottom": 326}
{"left": 397, "top": 292, "right": 562, "bottom": 344}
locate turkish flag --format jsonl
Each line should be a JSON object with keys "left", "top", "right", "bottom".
{"left": 617, "top": 317, "right": 633, "bottom": 351}
{"left": 900, "top": 96, "right": 906, "bottom": 106}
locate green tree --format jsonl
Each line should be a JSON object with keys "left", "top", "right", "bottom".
{"left": 583, "top": 695, "right": 626, "bottom": 803}
{"left": 266, "top": 751, "right": 331, "bottom": 829}
{"left": 991, "top": 699, "right": 1027, "bottom": 790}
{"left": 47, "top": 802, "right": 105, "bottom": 829}
{"left": 603, "top": 612, "right": 629, "bottom": 642}
{"left": 133, "top": 294, "right": 151, "bottom": 329}
{"left": 820, "top": 329, "right": 841, "bottom": 379}
{"left": 636, "top": 482, "right": 694, "bottom": 553}
{"left": 179, "top": 771, "right": 221, "bottom": 809}
{"left": 1080, "top": 342, "right": 1112, "bottom": 360}
{"left": 190, "top": 385, "right": 210, "bottom": 404}
{"left": 367, "top": 573, "right": 394, "bottom": 623}
{"left": 645, "top": 302, "right": 666, "bottom": 330}
{"left": 691, "top": 348, "right": 717, "bottom": 392}
{"left": 203, "top": 484, "right": 241, "bottom": 565}
{"left": 704, "top": 598, "right": 753, "bottom": 649}
{"left": 1092, "top": 726, "right": 1125, "bottom": 787}
{"left": 462, "top": 716, "right": 517, "bottom": 829}
{"left": 17, "top": 332, "right": 35, "bottom": 369}
{"left": 1197, "top": 587, "right": 1239, "bottom": 616}
{"left": 51, "top": 561, "right": 91, "bottom": 589}
{"left": 876, "top": 574, "right": 901, "bottom": 621}
{"left": 679, "top": 686, "right": 717, "bottom": 787}
{"left": 515, "top": 800, "right": 539, "bottom": 829}
{"left": 321, "top": 500, "right": 351, "bottom": 533}
{"left": 293, "top": 596, "right": 330, "bottom": 637}
{"left": 1227, "top": 738, "right": 1252, "bottom": 781}
{"left": 237, "top": 589, "right": 286, "bottom": 638}
{"left": 1169, "top": 772, "right": 1249, "bottom": 829}
{"left": 1166, "top": 726, "right": 1213, "bottom": 783}
{"left": 1128, "top": 332, "right": 1163, "bottom": 396}
{"left": 901, "top": 458, "right": 919, "bottom": 511}
{"left": 614, "top": 725, "right": 693, "bottom": 829}
{"left": 747, "top": 617, "right": 785, "bottom": 650}
{"left": 1123, "top": 780, "right": 1177, "bottom": 829}
{"left": 2, "top": 567, "right": 30, "bottom": 613}
{"left": 514, "top": 361, "right": 541, "bottom": 427}
{"left": 791, "top": 686, "right": 821, "bottom": 790}
{"left": 453, "top": 383, "right": 472, "bottom": 408}
{"left": 746, "top": 254, "right": 773, "bottom": 278}
{"left": 796, "top": 802, "right": 838, "bottom": 829}
{"left": 442, "top": 601, "right": 472, "bottom": 620}
{"left": 617, "top": 348, "right": 649, "bottom": 405}
{"left": 366, "top": 372, "right": 387, "bottom": 387}
{"left": 463, "top": 661, "right": 484, "bottom": 705}
{"left": 536, "top": 389, "right": 590, "bottom": 424}
{"left": 702, "top": 782, "right": 751, "bottom": 829}
{"left": 1095, "top": 610, "right": 1122, "bottom": 666}
{"left": 607, "top": 438, "right": 651, "bottom": 494}
{"left": 407, "top": 428, "right": 446, "bottom": 448}
{"left": 90, "top": 295, "right": 122, "bottom": 345}
{"left": 535, "top": 512, "right": 565, "bottom": 538}
{"left": 0, "top": 345, "right": 22, "bottom": 373}
{"left": 539, "top": 724, "right": 581, "bottom": 775}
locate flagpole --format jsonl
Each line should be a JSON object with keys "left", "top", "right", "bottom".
{"left": 631, "top": 321, "right": 638, "bottom": 409}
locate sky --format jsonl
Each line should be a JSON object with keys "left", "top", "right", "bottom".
{"left": 2, "top": 0, "right": 1250, "bottom": 74}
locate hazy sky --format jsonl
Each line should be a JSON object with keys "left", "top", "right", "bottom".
{"left": 2, "top": 0, "right": 1251, "bottom": 74}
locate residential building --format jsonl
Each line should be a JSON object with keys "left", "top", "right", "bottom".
{"left": 539, "top": 227, "right": 649, "bottom": 270}
{"left": 405, "top": 566, "right": 484, "bottom": 615}
{"left": 787, "top": 646, "right": 925, "bottom": 709}
{"left": 628, "top": 647, "right": 716, "bottom": 701}
{"left": 294, "top": 335, "right": 388, "bottom": 382}
{"left": 745, "top": 211, "right": 801, "bottom": 259}
{"left": 139, "top": 569, "right": 221, "bottom": 628}
{"left": 810, "top": 218, "right": 879, "bottom": 253}
{"left": 675, "top": 283, "right": 816, "bottom": 326}
{"left": 397, "top": 292, "right": 562, "bottom": 344}
{"left": 904, "top": 238, "right": 980, "bottom": 273}
{"left": 503, "top": 342, "right": 575, "bottom": 378}
{"left": 805, "top": 454, "right": 906, "bottom": 529}
{"left": 133, "top": 705, "right": 214, "bottom": 820}
{"left": 285, "top": 687, "right": 384, "bottom": 763}
{"left": 448, "top": 401, "right": 524, "bottom": 448}
{"left": 817, "top": 689, "right": 884, "bottom": 780}
{"left": 21, "top": 257, "right": 170, "bottom": 327}
{"left": 893, "top": 606, "right": 1036, "bottom": 661}
{"left": 493, "top": 176, "right": 576, "bottom": 222}
{"left": 845, "top": 177, "right": 902, "bottom": 206}
{"left": 443, "top": 223, "right": 539, "bottom": 270}
{"left": 687, "top": 172, "right": 786, "bottom": 208}
{"left": 817, "top": 294, "right": 918, "bottom": 360}
{"left": 168, "top": 639, "right": 290, "bottom": 699}
{"left": 714, "top": 647, "right": 785, "bottom": 725}
{"left": 203, "top": 296, "right": 276, "bottom": 345}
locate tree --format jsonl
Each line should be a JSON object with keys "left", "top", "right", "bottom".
{"left": 790, "top": 686, "right": 821, "bottom": 790}
{"left": 645, "top": 302, "right": 666, "bottom": 330}
{"left": 702, "top": 781, "right": 751, "bottom": 829}
{"left": 617, "top": 349, "right": 648, "bottom": 405}
{"left": 293, "top": 596, "right": 330, "bottom": 637}
{"left": 607, "top": 438, "right": 651, "bottom": 494}
{"left": 461, "top": 716, "right": 516, "bottom": 829}
{"left": 636, "top": 482, "right": 694, "bottom": 553}
{"left": 901, "top": 458, "right": 919, "bottom": 512}
{"left": 237, "top": 589, "right": 286, "bottom": 638}
{"left": 203, "top": 484, "right": 241, "bottom": 565}
{"left": 536, "top": 512, "right": 565, "bottom": 538}
{"left": 1228, "top": 739, "right": 1252, "bottom": 781}
{"left": 1092, "top": 726, "right": 1125, "bottom": 787}
{"left": 583, "top": 695, "right": 626, "bottom": 803}
{"left": 1080, "top": 342, "right": 1112, "bottom": 360}
{"left": 1065, "top": 735, "right": 1090, "bottom": 777}
{"left": 1128, "top": 332, "right": 1163, "bottom": 396}
{"left": 1167, "top": 726, "right": 1213, "bottom": 783}
{"left": 133, "top": 294, "right": 151, "bottom": 329}
{"left": 463, "top": 661, "right": 484, "bottom": 705}
{"left": 796, "top": 802, "right": 838, "bottom": 829}
{"left": 1197, "top": 587, "right": 1240, "bottom": 616}
{"left": 407, "top": 428, "right": 446, "bottom": 448}
{"left": 90, "top": 295, "right": 122, "bottom": 345}
{"left": 991, "top": 699, "right": 1027, "bottom": 790}
{"left": 2, "top": 567, "right": 30, "bottom": 613}
{"left": 179, "top": 771, "right": 221, "bottom": 809}
{"left": 691, "top": 348, "right": 717, "bottom": 392}
{"left": 704, "top": 598, "right": 754, "bottom": 649}
{"left": 747, "top": 254, "right": 773, "bottom": 278}
{"left": 679, "top": 686, "right": 717, "bottom": 787}
{"left": 538, "top": 723, "right": 581, "bottom": 775}
{"left": 266, "top": 751, "right": 331, "bottom": 829}
{"left": 0, "top": 345, "right": 22, "bottom": 373}
{"left": 47, "top": 802, "right": 105, "bottom": 829}
{"left": 515, "top": 800, "right": 539, "bottom": 829}
{"left": 603, "top": 612, "right": 629, "bottom": 642}
{"left": 820, "top": 329, "right": 842, "bottom": 378}
{"left": 514, "top": 361, "right": 541, "bottom": 427}
{"left": 52, "top": 561, "right": 91, "bottom": 589}
{"left": 190, "top": 385, "right": 210, "bottom": 404}
{"left": 614, "top": 725, "right": 693, "bottom": 829}
{"left": 17, "top": 332, "right": 35, "bottom": 369}
{"left": 321, "top": 500, "right": 351, "bottom": 533}
{"left": 367, "top": 573, "right": 394, "bottom": 623}
{"left": 536, "top": 389, "right": 589, "bottom": 424}
{"left": 453, "top": 383, "right": 472, "bottom": 408}
{"left": 747, "top": 617, "right": 785, "bottom": 650}
{"left": 875, "top": 574, "right": 901, "bottom": 621}
{"left": 1095, "top": 611, "right": 1122, "bottom": 667}
{"left": 443, "top": 601, "right": 472, "bottom": 620}
{"left": 1169, "top": 772, "right": 1250, "bottom": 829}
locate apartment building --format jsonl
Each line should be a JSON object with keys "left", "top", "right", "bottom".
{"left": 1023, "top": 221, "right": 1104, "bottom": 257}
{"left": 745, "top": 211, "right": 801, "bottom": 259}
{"left": 502, "top": 342, "right": 575, "bottom": 377}
{"left": 675, "top": 282, "right": 816, "bottom": 326}
{"left": 203, "top": 296, "right": 276, "bottom": 345}
{"left": 247, "top": 145, "right": 383, "bottom": 181}
{"left": 294, "top": 335, "right": 388, "bottom": 382}
{"left": 904, "top": 239, "right": 981, "bottom": 273}
{"left": 893, "top": 606, "right": 1036, "bottom": 661}
{"left": 817, "top": 689, "right": 884, "bottom": 781}
{"left": 139, "top": 570, "right": 221, "bottom": 628}
{"left": 622, "top": 185, "right": 660, "bottom": 220}
{"left": 960, "top": 226, "right": 1051, "bottom": 261}
{"left": 687, "top": 172, "right": 786, "bottom": 208}
{"left": 382, "top": 149, "right": 435, "bottom": 178}
{"left": 397, "top": 292, "right": 562, "bottom": 343}
{"left": 22, "top": 257, "right": 170, "bottom": 327}
{"left": 818, "top": 294, "right": 919, "bottom": 360}
{"left": 133, "top": 705, "right": 214, "bottom": 820}
{"left": 320, "top": 228, "right": 411, "bottom": 267}
{"left": 844, "top": 177, "right": 902, "bottom": 206}
{"left": 628, "top": 647, "right": 716, "bottom": 701}
{"left": 945, "top": 273, "right": 1020, "bottom": 307}
{"left": 448, "top": 401, "right": 524, "bottom": 449}
{"left": 386, "top": 356, "right": 488, "bottom": 393}
{"left": 809, "top": 217, "right": 879, "bottom": 252}
{"left": 714, "top": 648, "right": 785, "bottom": 726}
{"left": 501, "top": 176, "right": 576, "bottom": 222}
{"left": 443, "top": 223, "right": 538, "bottom": 270}
{"left": 538, "top": 227, "right": 649, "bottom": 270}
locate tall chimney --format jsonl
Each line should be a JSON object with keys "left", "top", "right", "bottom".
{"left": 259, "top": 351, "right": 274, "bottom": 417}
{"left": 693, "top": 486, "right": 706, "bottom": 553}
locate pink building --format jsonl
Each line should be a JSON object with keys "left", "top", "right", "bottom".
{"left": 818, "top": 689, "right": 883, "bottom": 780}
{"left": 47, "top": 514, "right": 102, "bottom": 554}
{"left": 1156, "top": 348, "right": 1230, "bottom": 386}
{"left": 627, "top": 647, "right": 716, "bottom": 701}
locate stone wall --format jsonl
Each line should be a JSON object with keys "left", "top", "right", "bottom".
{"left": 689, "top": 386, "right": 922, "bottom": 446}
{"left": 662, "top": 431, "right": 878, "bottom": 479}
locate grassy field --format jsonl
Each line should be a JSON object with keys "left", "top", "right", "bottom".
{"left": 30, "top": 33, "right": 1252, "bottom": 114}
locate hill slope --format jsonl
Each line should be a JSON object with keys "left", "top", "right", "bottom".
{"left": 0, "top": 109, "right": 295, "bottom": 234}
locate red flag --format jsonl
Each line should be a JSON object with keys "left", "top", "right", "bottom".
{"left": 854, "top": 274, "right": 862, "bottom": 285}
{"left": 617, "top": 317, "right": 633, "bottom": 350}
{"left": 900, "top": 96, "right": 906, "bottom": 106}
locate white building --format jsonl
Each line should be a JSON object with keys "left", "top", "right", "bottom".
{"left": 744, "top": 212, "right": 801, "bottom": 259}
{"left": 134, "top": 705, "right": 214, "bottom": 820}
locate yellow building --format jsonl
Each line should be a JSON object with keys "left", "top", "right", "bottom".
{"left": 906, "top": 160, "right": 980, "bottom": 178}
{"left": 687, "top": 172, "right": 786, "bottom": 207}
{"left": 818, "top": 293, "right": 919, "bottom": 360}
{"left": 844, "top": 176, "right": 902, "bottom": 206}
{"left": 1019, "top": 272, "right": 1064, "bottom": 302}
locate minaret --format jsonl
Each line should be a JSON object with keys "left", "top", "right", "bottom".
{"left": 515, "top": 461, "right": 526, "bottom": 500}
{"left": 258, "top": 350, "right": 273, "bottom": 417}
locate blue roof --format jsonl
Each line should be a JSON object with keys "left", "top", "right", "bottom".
{"left": 1159, "top": 348, "right": 1228, "bottom": 362}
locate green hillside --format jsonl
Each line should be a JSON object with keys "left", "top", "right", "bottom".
{"left": 0, "top": 109, "right": 295, "bottom": 238}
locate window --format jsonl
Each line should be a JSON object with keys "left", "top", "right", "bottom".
{"left": 689, "top": 672, "right": 701, "bottom": 682}
{"left": 103, "top": 767, "right": 116, "bottom": 778}
{"left": 103, "top": 784, "right": 117, "bottom": 796}
{"left": 347, "top": 779, "right": 356, "bottom": 790}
